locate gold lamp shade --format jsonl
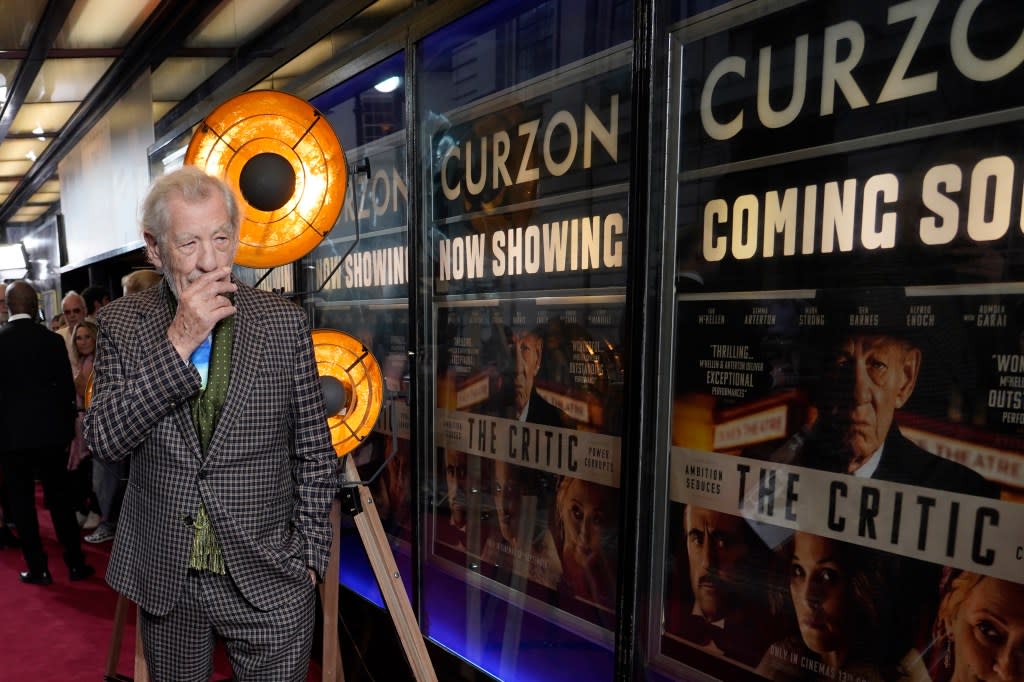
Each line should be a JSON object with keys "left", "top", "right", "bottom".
{"left": 312, "top": 329, "right": 383, "bottom": 457}
{"left": 184, "top": 90, "right": 347, "bottom": 269}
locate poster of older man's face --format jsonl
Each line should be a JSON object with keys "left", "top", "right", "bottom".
{"left": 670, "top": 291, "right": 1019, "bottom": 499}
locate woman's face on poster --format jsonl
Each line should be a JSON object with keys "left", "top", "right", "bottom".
{"left": 950, "top": 577, "right": 1024, "bottom": 682}
{"left": 561, "top": 479, "right": 611, "bottom": 563}
{"left": 790, "top": 533, "right": 849, "bottom": 658}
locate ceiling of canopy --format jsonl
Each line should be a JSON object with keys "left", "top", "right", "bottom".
{"left": 0, "top": 0, "right": 411, "bottom": 230}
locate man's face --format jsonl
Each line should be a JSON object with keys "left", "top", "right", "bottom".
{"left": 513, "top": 331, "right": 542, "bottom": 412}
{"left": 63, "top": 295, "right": 86, "bottom": 327}
{"left": 820, "top": 335, "right": 921, "bottom": 472}
{"left": 684, "top": 506, "right": 749, "bottom": 622}
{"left": 145, "top": 193, "right": 237, "bottom": 297}
{"left": 444, "top": 450, "right": 468, "bottom": 529}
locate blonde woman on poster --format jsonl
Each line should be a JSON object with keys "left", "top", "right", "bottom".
{"left": 554, "top": 476, "right": 617, "bottom": 611}
{"left": 932, "top": 570, "right": 1024, "bottom": 682}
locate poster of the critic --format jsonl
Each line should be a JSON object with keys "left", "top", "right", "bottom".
{"left": 432, "top": 300, "right": 624, "bottom": 614}
{"left": 661, "top": 288, "right": 1023, "bottom": 678}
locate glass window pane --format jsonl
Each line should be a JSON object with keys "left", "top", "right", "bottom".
{"left": 650, "top": 2, "right": 1024, "bottom": 681}
{"left": 299, "top": 50, "right": 412, "bottom": 606}
{"left": 419, "top": 1, "right": 633, "bottom": 681}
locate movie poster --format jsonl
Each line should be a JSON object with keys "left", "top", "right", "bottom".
{"left": 431, "top": 298, "right": 624, "bottom": 628}
{"left": 663, "top": 289, "right": 1023, "bottom": 678}
{"left": 660, "top": 1, "right": 1024, "bottom": 680}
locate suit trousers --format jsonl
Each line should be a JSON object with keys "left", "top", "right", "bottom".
{"left": 139, "top": 568, "right": 317, "bottom": 682}
{"left": 0, "top": 446, "right": 86, "bottom": 574}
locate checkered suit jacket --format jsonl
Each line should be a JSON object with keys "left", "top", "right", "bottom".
{"left": 83, "top": 279, "right": 339, "bottom": 615}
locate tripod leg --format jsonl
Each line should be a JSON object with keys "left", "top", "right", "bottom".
{"left": 134, "top": 605, "right": 150, "bottom": 682}
{"left": 320, "top": 499, "right": 345, "bottom": 682}
{"left": 105, "top": 593, "right": 130, "bottom": 677}
{"left": 344, "top": 456, "right": 437, "bottom": 682}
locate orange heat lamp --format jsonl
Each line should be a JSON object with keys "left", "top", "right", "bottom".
{"left": 312, "top": 329, "right": 383, "bottom": 457}
{"left": 184, "top": 90, "right": 347, "bottom": 269}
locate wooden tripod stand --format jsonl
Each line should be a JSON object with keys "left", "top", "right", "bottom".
{"left": 104, "top": 455, "right": 437, "bottom": 682}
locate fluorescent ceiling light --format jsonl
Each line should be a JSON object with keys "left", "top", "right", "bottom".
{"left": 373, "top": 76, "right": 401, "bottom": 93}
{"left": 0, "top": 243, "right": 27, "bottom": 272}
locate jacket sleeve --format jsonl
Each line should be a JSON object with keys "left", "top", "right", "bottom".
{"left": 288, "top": 311, "right": 340, "bottom": 580}
{"left": 84, "top": 310, "right": 201, "bottom": 462}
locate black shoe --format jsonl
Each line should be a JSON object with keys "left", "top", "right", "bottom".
{"left": 19, "top": 569, "right": 53, "bottom": 585}
{"left": 68, "top": 564, "right": 95, "bottom": 581}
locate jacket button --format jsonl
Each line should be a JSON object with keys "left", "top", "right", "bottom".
{"left": 183, "top": 514, "right": 194, "bottom": 526}
{"left": 198, "top": 470, "right": 208, "bottom": 480}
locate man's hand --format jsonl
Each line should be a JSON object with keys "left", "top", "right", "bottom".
{"left": 308, "top": 568, "right": 318, "bottom": 587}
{"left": 167, "top": 267, "right": 237, "bottom": 361}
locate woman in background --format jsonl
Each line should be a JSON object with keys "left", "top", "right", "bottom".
{"left": 757, "top": 531, "right": 928, "bottom": 681}
{"left": 554, "top": 476, "right": 617, "bottom": 611}
{"left": 933, "top": 571, "right": 1023, "bottom": 682}
{"left": 67, "top": 321, "right": 102, "bottom": 532}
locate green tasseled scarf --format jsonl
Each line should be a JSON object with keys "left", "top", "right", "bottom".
{"left": 170, "top": 288, "right": 234, "bottom": 575}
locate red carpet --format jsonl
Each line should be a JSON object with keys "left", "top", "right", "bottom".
{"left": 0, "top": 484, "right": 323, "bottom": 681}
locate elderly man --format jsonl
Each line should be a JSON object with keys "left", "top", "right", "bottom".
{"left": 57, "top": 290, "right": 87, "bottom": 369}
{"left": 84, "top": 166, "right": 338, "bottom": 681}
{"left": 788, "top": 291, "right": 998, "bottom": 498}
{"left": 509, "top": 325, "right": 563, "bottom": 426}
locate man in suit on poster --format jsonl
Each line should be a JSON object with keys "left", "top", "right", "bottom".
{"left": 782, "top": 289, "right": 998, "bottom": 499}
{"left": 510, "top": 324, "right": 564, "bottom": 427}
{"left": 666, "top": 504, "right": 772, "bottom": 667}
{"left": 84, "top": 166, "right": 338, "bottom": 681}
{"left": 0, "top": 280, "right": 93, "bottom": 584}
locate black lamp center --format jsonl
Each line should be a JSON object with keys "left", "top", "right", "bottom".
{"left": 239, "top": 152, "right": 295, "bottom": 212}
{"left": 319, "top": 374, "right": 347, "bottom": 416}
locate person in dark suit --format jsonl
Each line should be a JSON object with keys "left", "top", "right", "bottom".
{"left": 84, "top": 167, "right": 338, "bottom": 681}
{"left": 665, "top": 504, "right": 774, "bottom": 667}
{"left": 511, "top": 325, "right": 564, "bottom": 427}
{"left": 0, "top": 280, "right": 93, "bottom": 584}
{"left": 780, "top": 289, "right": 998, "bottom": 499}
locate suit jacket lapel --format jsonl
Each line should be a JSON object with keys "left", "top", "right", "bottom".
{"left": 139, "top": 283, "right": 204, "bottom": 458}
{"left": 205, "top": 282, "right": 266, "bottom": 460}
